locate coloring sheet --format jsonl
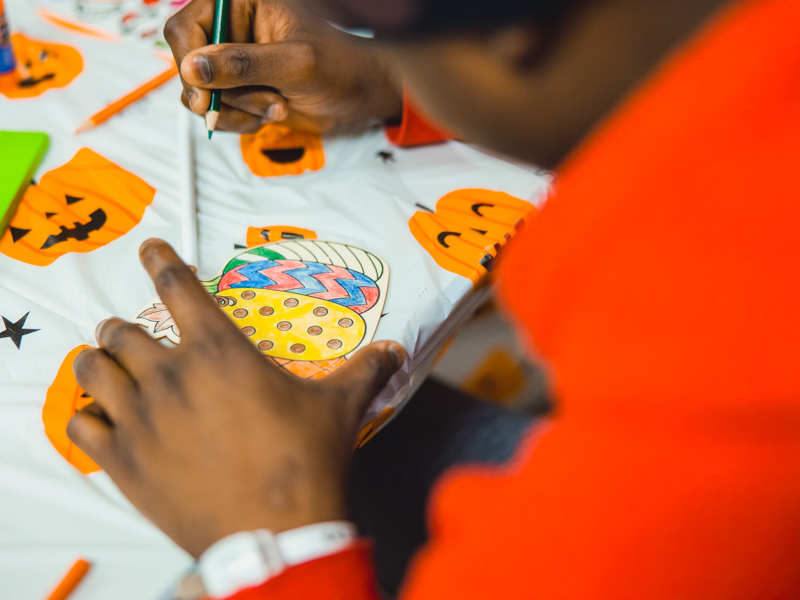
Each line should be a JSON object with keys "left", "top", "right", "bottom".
{"left": 134, "top": 240, "right": 390, "bottom": 379}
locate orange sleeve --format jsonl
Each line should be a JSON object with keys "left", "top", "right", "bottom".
{"left": 225, "top": 541, "right": 379, "bottom": 600}
{"left": 385, "top": 89, "right": 452, "bottom": 147}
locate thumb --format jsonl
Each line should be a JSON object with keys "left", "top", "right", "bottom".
{"left": 324, "top": 341, "right": 406, "bottom": 418}
{"left": 181, "top": 41, "right": 316, "bottom": 90}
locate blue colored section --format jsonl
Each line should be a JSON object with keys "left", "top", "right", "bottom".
{"left": 228, "top": 259, "right": 281, "bottom": 288}
{"left": 280, "top": 262, "right": 330, "bottom": 296}
{"left": 329, "top": 271, "right": 378, "bottom": 309}
{"left": 224, "top": 259, "right": 379, "bottom": 309}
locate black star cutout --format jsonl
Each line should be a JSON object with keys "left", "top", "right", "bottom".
{"left": 0, "top": 312, "right": 39, "bottom": 349}
{"left": 377, "top": 150, "right": 396, "bottom": 164}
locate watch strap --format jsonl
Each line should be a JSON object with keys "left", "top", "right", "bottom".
{"left": 175, "top": 521, "right": 358, "bottom": 600}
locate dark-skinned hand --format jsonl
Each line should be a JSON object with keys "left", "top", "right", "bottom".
{"left": 163, "top": 0, "right": 403, "bottom": 133}
{"left": 68, "top": 238, "right": 405, "bottom": 558}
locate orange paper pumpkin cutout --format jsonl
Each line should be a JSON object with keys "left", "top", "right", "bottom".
{"left": 0, "top": 148, "right": 155, "bottom": 266}
{"left": 241, "top": 124, "right": 325, "bottom": 177}
{"left": 245, "top": 225, "right": 317, "bottom": 248}
{"left": 409, "top": 189, "right": 535, "bottom": 286}
{"left": 42, "top": 345, "right": 100, "bottom": 474}
{"left": 0, "top": 34, "right": 83, "bottom": 99}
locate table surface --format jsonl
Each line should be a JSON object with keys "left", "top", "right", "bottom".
{"left": 0, "top": 0, "right": 548, "bottom": 597}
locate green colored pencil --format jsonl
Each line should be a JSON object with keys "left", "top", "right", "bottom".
{"left": 205, "top": 0, "right": 230, "bottom": 139}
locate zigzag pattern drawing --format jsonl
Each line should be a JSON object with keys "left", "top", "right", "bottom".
{"left": 218, "top": 259, "right": 379, "bottom": 313}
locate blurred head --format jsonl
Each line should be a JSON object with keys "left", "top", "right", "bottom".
{"left": 296, "top": 0, "right": 728, "bottom": 168}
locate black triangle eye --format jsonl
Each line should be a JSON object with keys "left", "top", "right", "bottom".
{"left": 9, "top": 227, "right": 31, "bottom": 243}
{"left": 65, "top": 195, "right": 84, "bottom": 205}
{"left": 45, "top": 212, "right": 56, "bottom": 219}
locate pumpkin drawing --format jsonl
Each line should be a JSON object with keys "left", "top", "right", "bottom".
{"left": 409, "top": 189, "right": 535, "bottom": 286}
{"left": 245, "top": 225, "right": 317, "bottom": 248}
{"left": 42, "top": 345, "right": 100, "bottom": 474}
{"left": 0, "top": 34, "right": 83, "bottom": 99}
{"left": 0, "top": 148, "right": 155, "bottom": 266}
{"left": 240, "top": 123, "right": 325, "bottom": 177}
{"left": 134, "top": 240, "right": 389, "bottom": 381}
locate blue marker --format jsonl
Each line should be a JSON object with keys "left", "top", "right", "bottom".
{"left": 0, "top": 0, "right": 15, "bottom": 76}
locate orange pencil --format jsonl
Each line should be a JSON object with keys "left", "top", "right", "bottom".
{"left": 76, "top": 65, "right": 179, "bottom": 134}
{"left": 44, "top": 558, "right": 91, "bottom": 600}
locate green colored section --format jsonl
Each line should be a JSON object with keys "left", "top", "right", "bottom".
{"left": 201, "top": 276, "right": 222, "bottom": 293}
{"left": 221, "top": 247, "right": 286, "bottom": 275}
{"left": 0, "top": 131, "right": 49, "bottom": 236}
{"left": 248, "top": 246, "right": 285, "bottom": 260}
{"left": 222, "top": 258, "right": 249, "bottom": 274}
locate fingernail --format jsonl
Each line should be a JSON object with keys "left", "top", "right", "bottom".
{"left": 192, "top": 55, "right": 211, "bottom": 84}
{"left": 266, "top": 104, "right": 285, "bottom": 122}
{"left": 387, "top": 343, "right": 404, "bottom": 369}
{"left": 95, "top": 318, "right": 110, "bottom": 341}
{"left": 139, "top": 238, "right": 159, "bottom": 257}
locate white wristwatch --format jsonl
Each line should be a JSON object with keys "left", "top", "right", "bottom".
{"left": 173, "top": 521, "right": 358, "bottom": 600}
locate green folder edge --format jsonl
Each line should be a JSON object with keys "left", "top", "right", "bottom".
{"left": 0, "top": 131, "right": 50, "bottom": 237}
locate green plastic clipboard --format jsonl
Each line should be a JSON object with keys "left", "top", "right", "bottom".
{"left": 0, "top": 131, "right": 49, "bottom": 236}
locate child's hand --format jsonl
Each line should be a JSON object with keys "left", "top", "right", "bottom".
{"left": 68, "top": 239, "right": 404, "bottom": 558}
{"left": 164, "top": 0, "right": 403, "bottom": 133}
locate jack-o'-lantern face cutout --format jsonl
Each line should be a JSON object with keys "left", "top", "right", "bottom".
{"left": 0, "top": 34, "right": 83, "bottom": 99}
{"left": 0, "top": 148, "right": 155, "bottom": 266}
{"left": 245, "top": 225, "right": 317, "bottom": 248}
{"left": 42, "top": 345, "right": 100, "bottom": 474}
{"left": 241, "top": 124, "right": 324, "bottom": 177}
{"left": 409, "top": 189, "right": 535, "bottom": 287}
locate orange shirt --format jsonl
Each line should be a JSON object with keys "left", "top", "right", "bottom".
{"left": 384, "top": 88, "right": 453, "bottom": 147}
{"left": 231, "top": 0, "right": 800, "bottom": 597}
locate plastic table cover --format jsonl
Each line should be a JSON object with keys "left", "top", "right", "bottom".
{"left": 0, "top": 0, "right": 548, "bottom": 597}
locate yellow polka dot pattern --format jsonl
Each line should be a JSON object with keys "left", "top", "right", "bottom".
{"left": 215, "top": 288, "right": 366, "bottom": 361}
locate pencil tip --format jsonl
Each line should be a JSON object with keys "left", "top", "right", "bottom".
{"left": 205, "top": 110, "right": 219, "bottom": 139}
{"left": 75, "top": 121, "right": 92, "bottom": 134}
